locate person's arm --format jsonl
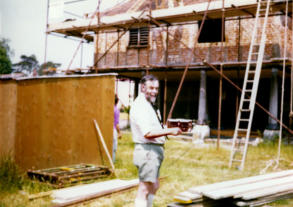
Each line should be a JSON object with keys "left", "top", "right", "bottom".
{"left": 144, "top": 127, "right": 182, "bottom": 139}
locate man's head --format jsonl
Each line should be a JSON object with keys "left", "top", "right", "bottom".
{"left": 140, "top": 74, "right": 159, "bottom": 104}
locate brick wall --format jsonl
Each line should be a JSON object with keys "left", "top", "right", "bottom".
{"left": 95, "top": 15, "right": 292, "bottom": 68}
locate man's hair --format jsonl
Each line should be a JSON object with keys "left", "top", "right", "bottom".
{"left": 140, "top": 74, "right": 158, "bottom": 84}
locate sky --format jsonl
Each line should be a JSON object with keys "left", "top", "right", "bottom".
{"left": 0, "top": 0, "right": 123, "bottom": 68}
{"left": 0, "top": 0, "right": 134, "bottom": 106}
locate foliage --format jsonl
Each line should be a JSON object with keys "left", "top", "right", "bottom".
{"left": 13, "top": 55, "right": 39, "bottom": 74}
{"left": 0, "top": 155, "right": 23, "bottom": 193}
{"left": 13, "top": 56, "right": 61, "bottom": 76}
{"left": 0, "top": 38, "right": 60, "bottom": 75}
{"left": 120, "top": 105, "right": 131, "bottom": 114}
{"left": 40, "top": 61, "right": 61, "bottom": 70}
{"left": 39, "top": 61, "right": 61, "bottom": 75}
{"left": 0, "top": 39, "right": 13, "bottom": 74}
{"left": 0, "top": 38, "right": 13, "bottom": 57}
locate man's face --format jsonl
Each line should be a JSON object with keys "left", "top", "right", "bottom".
{"left": 142, "top": 80, "right": 159, "bottom": 104}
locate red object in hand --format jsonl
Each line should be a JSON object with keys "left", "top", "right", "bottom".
{"left": 167, "top": 119, "right": 192, "bottom": 132}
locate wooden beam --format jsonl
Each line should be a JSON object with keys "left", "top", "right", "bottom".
{"left": 147, "top": 15, "right": 162, "bottom": 27}
{"left": 160, "top": 19, "right": 172, "bottom": 26}
{"left": 204, "top": 175, "right": 293, "bottom": 200}
{"left": 189, "top": 170, "right": 293, "bottom": 194}
{"left": 52, "top": 179, "right": 139, "bottom": 207}
{"left": 149, "top": 18, "right": 161, "bottom": 27}
{"left": 193, "top": 10, "right": 210, "bottom": 19}
{"left": 238, "top": 183, "right": 293, "bottom": 200}
{"left": 131, "top": 16, "right": 140, "bottom": 22}
{"left": 93, "top": 119, "right": 115, "bottom": 173}
{"left": 231, "top": 4, "right": 255, "bottom": 17}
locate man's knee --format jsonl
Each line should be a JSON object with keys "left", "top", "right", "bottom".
{"left": 152, "top": 180, "right": 160, "bottom": 193}
{"left": 138, "top": 182, "right": 152, "bottom": 197}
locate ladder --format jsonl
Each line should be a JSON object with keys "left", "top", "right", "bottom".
{"left": 229, "top": 0, "right": 271, "bottom": 170}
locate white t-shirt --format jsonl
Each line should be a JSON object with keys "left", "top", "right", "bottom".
{"left": 130, "top": 93, "right": 165, "bottom": 144}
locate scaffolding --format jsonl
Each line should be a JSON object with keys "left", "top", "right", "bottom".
{"left": 47, "top": 0, "right": 293, "bottom": 170}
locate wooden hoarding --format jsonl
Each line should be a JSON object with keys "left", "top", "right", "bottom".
{"left": 0, "top": 74, "right": 116, "bottom": 170}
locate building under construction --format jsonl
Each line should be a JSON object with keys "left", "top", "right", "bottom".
{"left": 48, "top": 0, "right": 293, "bottom": 139}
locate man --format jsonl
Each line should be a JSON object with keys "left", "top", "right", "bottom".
{"left": 130, "top": 74, "right": 182, "bottom": 207}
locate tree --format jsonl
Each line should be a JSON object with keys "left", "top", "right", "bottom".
{"left": 39, "top": 61, "right": 61, "bottom": 75}
{"left": 0, "top": 39, "right": 13, "bottom": 74}
{"left": 13, "top": 54, "right": 39, "bottom": 74}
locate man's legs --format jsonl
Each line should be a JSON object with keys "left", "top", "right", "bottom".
{"left": 112, "top": 129, "right": 117, "bottom": 162}
{"left": 135, "top": 180, "right": 159, "bottom": 207}
{"left": 147, "top": 179, "right": 159, "bottom": 207}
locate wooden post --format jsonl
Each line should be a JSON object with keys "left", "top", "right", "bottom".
{"left": 163, "top": 76, "right": 168, "bottom": 124}
{"left": 288, "top": 4, "right": 293, "bottom": 140}
{"left": 80, "top": 41, "right": 83, "bottom": 68}
{"left": 93, "top": 119, "right": 115, "bottom": 173}
{"left": 104, "top": 32, "right": 108, "bottom": 66}
{"left": 217, "top": 0, "right": 225, "bottom": 150}
{"left": 165, "top": 25, "right": 169, "bottom": 66}
{"left": 147, "top": 0, "right": 152, "bottom": 75}
{"left": 117, "top": 29, "right": 120, "bottom": 66}
{"left": 236, "top": 17, "right": 241, "bottom": 124}
{"left": 44, "top": 0, "right": 50, "bottom": 65}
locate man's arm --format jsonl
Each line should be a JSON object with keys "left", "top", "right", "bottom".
{"left": 144, "top": 127, "right": 182, "bottom": 139}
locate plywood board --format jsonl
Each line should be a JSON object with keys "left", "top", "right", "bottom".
{"left": 203, "top": 175, "right": 293, "bottom": 199}
{"left": 52, "top": 179, "right": 139, "bottom": 206}
{"left": 0, "top": 80, "right": 17, "bottom": 156}
{"left": 189, "top": 170, "right": 293, "bottom": 194}
{"left": 0, "top": 74, "right": 116, "bottom": 170}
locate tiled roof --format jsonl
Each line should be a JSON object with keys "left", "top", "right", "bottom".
{"left": 102, "top": 0, "right": 212, "bottom": 17}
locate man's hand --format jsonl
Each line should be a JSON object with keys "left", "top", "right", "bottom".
{"left": 168, "top": 127, "right": 182, "bottom": 136}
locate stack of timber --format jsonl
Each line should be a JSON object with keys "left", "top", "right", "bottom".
{"left": 52, "top": 179, "right": 139, "bottom": 206}
{"left": 168, "top": 170, "right": 293, "bottom": 207}
{"left": 27, "top": 164, "right": 112, "bottom": 187}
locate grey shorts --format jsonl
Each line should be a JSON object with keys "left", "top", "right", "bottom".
{"left": 133, "top": 143, "right": 164, "bottom": 183}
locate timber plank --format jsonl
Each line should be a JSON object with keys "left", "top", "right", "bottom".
{"left": 203, "top": 175, "right": 293, "bottom": 200}
{"left": 235, "top": 191, "right": 293, "bottom": 207}
{"left": 52, "top": 179, "right": 139, "bottom": 206}
{"left": 236, "top": 183, "right": 293, "bottom": 200}
{"left": 171, "top": 170, "right": 293, "bottom": 206}
{"left": 189, "top": 170, "right": 293, "bottom": 194}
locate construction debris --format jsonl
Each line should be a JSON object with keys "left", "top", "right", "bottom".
{"left": 27, "top": 164, "right": 112, "bottom": 187}
{"left": 168, "top": 169, "right": 293, "bottom": 207}
{"left": 51, "top": 179, "right": 139, "bottom": 207}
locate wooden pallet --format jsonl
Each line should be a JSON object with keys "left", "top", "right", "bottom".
{"left": 27, "top": 164, "right": 112, "bottom": 186}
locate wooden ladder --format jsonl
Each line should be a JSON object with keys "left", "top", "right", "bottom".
{"left": 229, "top": 0, "right": 271, "bottom": 170}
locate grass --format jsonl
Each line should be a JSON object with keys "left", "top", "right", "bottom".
{"left": 78, "top": 132, "right": 293, "bottom": 207}
{"left": 1, "top": 132, "right": 293, "bottom": 206}
{"left": 0, "top": 155, "right": 23, "bottom": 193}
{"left": 0, "top": 155, "right": 53, "bottom": 207}
{"left": 119, "top": 112, "right": 129, "bottom": 121}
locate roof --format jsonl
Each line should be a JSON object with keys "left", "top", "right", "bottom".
{"left": 48, "top": 0, "right": 292, "bottom": 41}
{"left": 102, "top": 0, "right": 216, "bottom": 16}
{"left": 0, "top": 73, "right": 117, "bottom": 81}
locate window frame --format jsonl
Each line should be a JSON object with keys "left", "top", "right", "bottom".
{"left": 198, "top": 19, "right": 225, "bottom": 43}
{"left": 128, "top": 27, "right": 149, "bottom": 48}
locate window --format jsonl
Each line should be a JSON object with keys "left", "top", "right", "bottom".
{"left": 128, "top": 27, "right": 149, "bottom": 48}
{"left": 198, "top": 19, "right": 224, "bottom": 43}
